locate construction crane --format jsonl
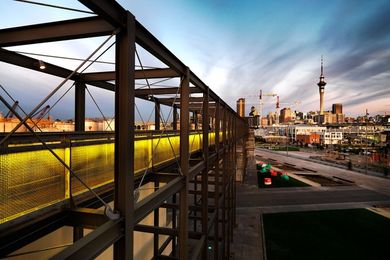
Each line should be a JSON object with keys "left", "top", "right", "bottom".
{"left": 259, "top": 90, "right": 277, "bottom": 125}
{"left": 275, "top": 96, "right": 280, "bottom": 124}
{"left": 4, "top": 100, "right": 19, "bottom": 118}
{"left": 279, "top": 100, "right": 302, "bottom": 108}
{"left": 380, "top": 110, "right": 390, "bottom": 116}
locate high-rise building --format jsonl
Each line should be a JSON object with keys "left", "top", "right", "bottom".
{"left": 236, "top": 98, "right": 245, "bottom": 117}
{"left": 317, "top": 57, "right": 327, "bottom": 116}
{"left": 332, "top": 103, "right": 342, "bottom": 114}
{"left": 279, "top": 107, "right": 292, "bottom": 123}
{"left": 267, "top": 112, "right": 275, "bottom": 125}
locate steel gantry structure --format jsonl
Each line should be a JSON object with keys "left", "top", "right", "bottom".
{"left": 0, "top": 1, "right": 248, "bottom": 259}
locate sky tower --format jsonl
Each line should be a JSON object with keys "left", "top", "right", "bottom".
{"left": 317, "top": 56, "right": 327, "bottom": 115}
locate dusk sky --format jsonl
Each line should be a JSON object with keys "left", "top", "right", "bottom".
{"left": 0, "top": 0, "right": 389, "bottom": 120}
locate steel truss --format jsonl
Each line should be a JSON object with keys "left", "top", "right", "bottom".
{"left": 0, "top": 0, "right": 248, "bottom": 259}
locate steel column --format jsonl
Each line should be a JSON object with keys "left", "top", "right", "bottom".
{"left": 201, "top": 92, "right": 209, "bottom": 259}
{"left": 154, "top": 179, "right": 160, "bottom": 258}
{"left": 73, "top": 81, "right": 86, "bottom": 241}
{"left": 232, "top": 117, "right": 237, "bottom": 230}
{"left": 113, "top": 11, "right": 135, "bottom": 260}
{"left": 178, "top": 67, "right": 190, "bottom": 260}
{"left": 173, "top": 105, "right": 178, "bottom": 130}
{"left": 221, "top": 106, "right": 227, "bottom": 259}
{"left": 155, "top": 101, "right": 161, "bottom": 131}
{"left": 213, "top": 101, "right": 220, "bottom": 260}
{"left": 172, "top": 193, "right": 177, "bottom": 255}
{"left": 226, "top": 114, "right": 231, "bottom": 255}
{"left": 75, "top": 82, "right": 86, "bottom": 131}
{"left": 194, "top": 111, "right": 198, "bottom": 130}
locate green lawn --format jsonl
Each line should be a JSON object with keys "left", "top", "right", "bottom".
{"left": 263, "top": 209, "right": 390, "bottom": 260}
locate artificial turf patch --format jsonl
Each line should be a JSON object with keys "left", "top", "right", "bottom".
{"left": 257, "top": 172, "right": 309, "bottom": 188}
{"left": 263, "top": 209, "right": 390, "bottom": 260}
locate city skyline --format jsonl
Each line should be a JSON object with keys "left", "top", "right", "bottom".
{"left": 0, "top": 0, "right": 389, "bottom": 119}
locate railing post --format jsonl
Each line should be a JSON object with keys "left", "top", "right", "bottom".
{"left": 114, "top": 11, "right": 135, "bottom": 260}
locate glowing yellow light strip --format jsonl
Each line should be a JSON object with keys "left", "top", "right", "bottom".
{"left": 0, "top": 131, "right": 224, "bottom": 224}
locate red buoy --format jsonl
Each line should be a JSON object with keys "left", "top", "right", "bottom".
{"left": 264, "top": 178, "right": 272, "bottom": 185}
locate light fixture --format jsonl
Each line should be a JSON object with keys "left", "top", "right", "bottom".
{"left": 38, "top": 60, "right": 46, "bottom": 70}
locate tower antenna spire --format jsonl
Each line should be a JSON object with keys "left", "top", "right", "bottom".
{"left": 317, "top": 55, "right": 327, "bottom": 117}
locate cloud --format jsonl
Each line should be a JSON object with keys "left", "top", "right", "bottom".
{"left": 1, "top": 0, "right": 389, "bottom": 120}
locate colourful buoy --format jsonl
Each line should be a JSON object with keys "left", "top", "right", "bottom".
{"left": 264, "top": 177, "right": 272, "bottom": 185}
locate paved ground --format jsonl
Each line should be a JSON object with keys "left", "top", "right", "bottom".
{"left": 231, "top": 156, "right": 265, "bottom": 260}
{"left": 231, "top": 148, "right": 390, "bottom": 260}
{"left": 238, "top": 186, "right": 390, "bottom": 208}
{"left": 257, "top": 149, "right": 390, "bottom": 196}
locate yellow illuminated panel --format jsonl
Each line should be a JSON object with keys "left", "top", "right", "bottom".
{"left": 209, "top": 132, "right": 216, "bottom": 145}
{"left": 151, "top": 135, "right": 180, "bottom": 167}
{"left": 189, "top": 133, "right": 200, "bottom": 152}
{"left": 0, "top": 131, "right": 224, "bottom": 225}
{"left": 0, "top": 149, "right": 66, "bottom": 224}
{"left": 134, "top": 139, "right": 152, "bottom": 173}
{"left": 71, "top": 143, "right": 114, "bottom": 195}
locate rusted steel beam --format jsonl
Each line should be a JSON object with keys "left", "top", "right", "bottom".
{"left": 0, "top": 17, "right": 115, "bottom": 47}
{"left": 0, "top": 48, "right": 77, "bottom": 79}
{"left": 135, "top": 86, "right": 199, "bottom": 96}
{"left": 157, "top": 97, "right": 213, "bottom": 104}
{"left": 79, "top": 0, "right": 127, "bottom": 28}
{"left": 80, "top": 68, "right": 179, "bottom": 81}
{"left": 134, "top": 177, "right": 184, "bottom": 224}
{"left": 0, "top": 49, "right": 116, "bottom": 91}
{"left": 135, "top": 21, "right": 187, "bottom": 75}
